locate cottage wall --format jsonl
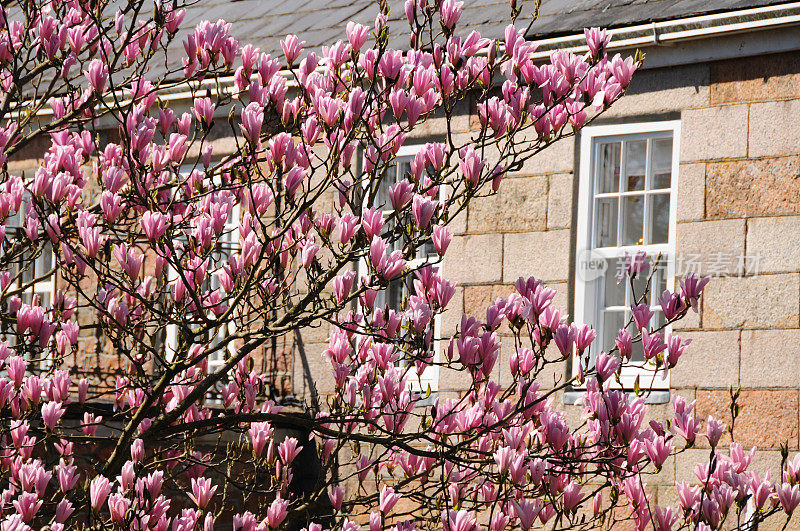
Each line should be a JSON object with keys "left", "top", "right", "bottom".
{"left": 291, "top": 47, "right": 800, "bottom": 518}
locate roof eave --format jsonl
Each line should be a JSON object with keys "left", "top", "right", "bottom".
{"left": 529, "top": 1, "right": 800, "bottom": 61}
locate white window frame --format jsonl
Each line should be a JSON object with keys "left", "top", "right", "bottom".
{"left": 165, "top": 165, "right": 239, "bottom": 376}
{"left": 573, "top": 120, "right": 680, "bottom": 390}
{"left": 358, "top": 144, "right": 440, "bottom": 393}
{"left": 3, "top": 194, "right": 56, "bottom": 369}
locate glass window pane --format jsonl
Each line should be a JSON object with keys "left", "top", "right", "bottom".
{"left": 624, "top": 140, "right": 646, "bottom": 192}
{"left": 39, "top": 244, "right": 53, "bottom": 274}
{"left": 386, "top": 277, "right": 406, "bottom": 311}
{"left": 594, "top": 197, "right": 618, "bottom": 248}
{"left": 417, "top": 238, "right": 437, "bottom": 259}
{"left": 398, "top": 160, "right": 413, "bottom": 181}
{"left": 596, "top": 142, "right": 620, "bottom": 194}
{"left": 652, "top": 309, "right": 665, "bottom": 331}
{"left": 648, "top": 193, "right": 670, "bottom": 244}
{"left": 630, "top": 260, "right": 652, "bottom": 304}
{"left": 651, "top": 138, "right": 673, "bottom": 189}
{"left": 621, "top": 195, "right": 644, "bottom": 246}
{"left": 375, "top": 173, "right": 395, "bottom": 210}
{"left": 653, "top": 262, "right": 667, "bottom": 296}
{"left": 603, "top": 260, "right": 625, "bottom": 307}
{"left": 602, "top": 310, "right": 625, "bottom": 352}
{"left": 383, "top": 218, "right": 403, "bottom": 254}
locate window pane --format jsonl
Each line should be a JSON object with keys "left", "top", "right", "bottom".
{"left": 602, "top": 310, "right": 625, "bottom": 353}
{"left": 651, "top": 138, "right": 672, "bottom": 189}
{"left": 38, "top": 243, "right": 53, "bottom": 275}
{"left": 652, "top": 263, "right": 667, "bottom": 296}
{"left": 596, "top": 142, "right": 620, "bottom": 194}
{"left": 385, "top": 277, "right": 406, "bottom": 311}
{"left": 648, "top": 193, "right": 670, "bottom": 244}
{"left": 398, "top": 160, "right": 413, "bottom": 181}
{"left": 417, "top": 238, "right": 437, "bottom": 259}
{"left": 652, "top": 309, "right": 665, "bottom": 331}
{"left": 624, "top": 140, "right": 646, "bottom": 192}
{"left": 621, "top": 195, "right": 644, "bottom": 246}
{"left": 37, "top": 291, "right": 50, "bottom": 309}
{"left": 375, "top": 170, "right": 395, "bottom": 210}
{"left": 594, "top": 197, "right": 618, "bottom": 248}
{"left": 631, "top": 260, "right": 652, "bottom": 304}
{"left": 603, "top": 260, "right": 625, "bottom": 307}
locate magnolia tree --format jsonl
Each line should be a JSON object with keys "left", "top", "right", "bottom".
{"left": 0, "top": 0, "right": 796, "bottom": 530}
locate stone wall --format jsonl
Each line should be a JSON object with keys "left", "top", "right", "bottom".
{"left": 331, "top": 49, "right": 800, "bottom": 519}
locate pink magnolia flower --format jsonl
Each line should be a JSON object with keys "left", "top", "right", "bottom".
{"left": 705, "top": 415, "right": 725, "bottom": 447}
{"left": 241, "top": 102, "right": 264, "bottom": 142}
{"left": 574, "top": 324, "right": 596, "bottom": 352}
{"left": 644, "top": 436, "right": 672, "bottom": 469}
{"left": 562, "top": 481, "right": 582, "bottom": 513}
{"left": 130, "top": 438, "right": 144, "bottom": 462}
{"left": 439, "top": 0, "right": 463, "bottom": 30}
{"left": 361, "top": 208, "right": 384, "bottom": 239}
{"left": 283, "top": 166, "right": 306, "bottom": 198}
{"left": 379, "top": 486, "right": 401, "bottom": 514}
{"left": 278, "top": 437, "right": 302, "bottom": 465}
{"left": 680, "top": 272, "right": 711, "bottom": 312}
{"left": 665, "top": 334, "right": 691, "bottom": 367}
{"left": 84, "top": 59, "right": 108, "bottom": 94}
{"left": 779, "top": 483, "right": 800, "bottom": 514}
{"left": 511, "top": 499, "right": 541, "bottom": 530}
{"left": 610, "top": 53, "right": 637, "bottom": 87}
{"left": 584, "top": 27, "right": 610, "bottom": 58}
{"left": 41, "top": 401, "right": 65, "bottom": 431}
{"left": 338, "top": 213, "right": 359, "bottom": 243}
{"left": 642, "top": 330, "right": 667, "bottom": 361}
{"left": 459, "top": 147, "right": 484, "bottom": 187}
{"left": 248, "top": 421, "right": 274, "bottom": 457}
{"left": 412, "top": 194, "right": 437, "bottom": 229}
{"left": 193, "top": 97, "right": 214, "bottom": 125}
{"left": 57, "top": 464, "right": 79, "bottom": 493}
{"left": 346, "top": 22, "right": 368, "bottom": 51}
{"left": 333, "top": 271, "right": 355, "bottom": 303}
{"left": 370, "top": 236, "right": 388, "bottom": 272}
{"left": 107, "top": 492, "right": 130, "bottom": 524}
{"left": 594, "top": 352, "right": 620, "bottom": 381}
{"left": 77, "top": 378, "right": 89, "bottom": 403}
{"left": 55, "top": 499, "right": 74, "bottom": 523}
{"left": 442, "top": 509, "right": 477, "bottom": 531}
{"left": 553, "top": 324, "right": 575, "bottom": 357}
{"left": 141, "top": 211, "right": 167, "bottom": 240}
{"left": 6, "top": 355, "right": 27, "bottom": 387}
{"left": 13, "top": 491, "right": 42, "bottom": 522}
{"left": 630, "top": 304, "right": 653, "bottom": 331}
{"left": 281, "top": 34, "right": 304, "bottom": 65}
{"left": 89, "top": 475, "right": 112, "bottom": 511}
{"left": 329, "top": 485, "right": 344, "bottom": 511}
{"left": 267, "top": 496, "right": 289, "bottom": 528}
{"left": 615, "top": 328, "right": 633, "bottom": 360}
{"left": 189, "top": 477, "right": 218, "bottom": 509}
{"left": 653, "top": 505, "right": 678, "bottom": 531}
{"left": 389, "top": 180, "right": 413, "bottom": 210}
{"left": 750, "top": 471, "right": 773, "bottom": 510}
{"left": 432, "top": 225, "right": 452, "bottom": 256}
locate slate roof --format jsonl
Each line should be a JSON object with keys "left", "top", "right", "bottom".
{"left": 179, "top": 0, "right": 795, "bottom": 59}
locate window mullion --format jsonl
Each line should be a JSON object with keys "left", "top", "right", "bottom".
{"left": 617, "top": 141, "right": 626, "bottom": 246}
{"left": 643, "top": 138, "right": 653, "bottom": 246}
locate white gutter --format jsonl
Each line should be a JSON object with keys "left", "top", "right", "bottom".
{"left": 528, "top": 2, "right": 800, "bottom": 59}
